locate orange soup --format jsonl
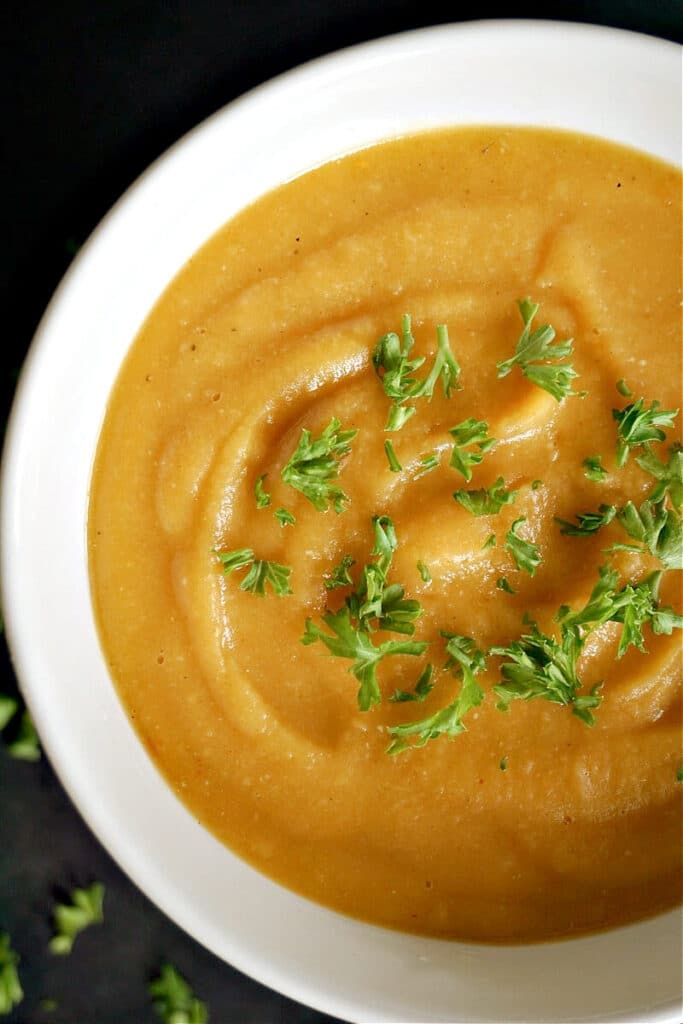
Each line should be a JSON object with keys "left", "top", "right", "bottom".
{"left": 89, "top": 127, "right": 682, "bottom": 942}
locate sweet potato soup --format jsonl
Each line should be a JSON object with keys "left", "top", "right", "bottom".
{"left": 89, "top": 127, "right": 682, "bottom": 942}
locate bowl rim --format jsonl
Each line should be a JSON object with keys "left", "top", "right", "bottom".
{"left": 1, "top": 18, "right": 682, "bottom": 1024}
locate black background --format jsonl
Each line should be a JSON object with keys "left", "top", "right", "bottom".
{"left": 1, "top": 3, "right": 681, "bottom": 1023}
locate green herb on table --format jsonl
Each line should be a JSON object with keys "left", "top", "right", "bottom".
{"left": 253, "top": 473, "right": 271, "bottom": 509}
{"left": 0, "top": 696, "right": 18, "bottom": 733}
{"left": 214, "top": 548, "right": 292, "bottom": 596}
{"left": 555, "top": 504, "right": 616, "bottom": 537}
{"left": 505, "top": 517, "right": 542, "bottom": 576}
{"left": 0, "top": 933, "right": 22, "bottom": 1015}
{"left": 389, "top": 664, "right": 434, "bottom": 704}
{"left": 496, "top": 297, "right": 583, "bottom": 401}
{"left": 49, "top": 883, "right": 104, "bottom": 955}
{"left": 303, "top": 517, "right": 428, "bottom": 711}
{"left": 448, "top": 418, "right": 496, "bottom": 482}
{"left": 281, "top": 417, "right": 357, "bottom": 512}
{"left": 582, "top": 455, "right": 608, "bottom": 482}
{"left": 386, "top": 633, "right": 486, "bottom": 754}
{"left": 372, "top": 315, "right": 461, "bottom": 431}
{"left": 612, "top": 398, "right": 678, "bottom": 467}
{"left": 4, "top": 711, "right": 40, "bottom": 762}
{"left": 454, "top": 476, "right": 517, "bottom": 516}
{"left": 149, "top": 963, "right": 208, "bottom": 1024}
{"left": 274, "top": 507, "right": 296, "bottom": 527}
{"left": 384, "top": 439, "right": 402, "bottom": 472}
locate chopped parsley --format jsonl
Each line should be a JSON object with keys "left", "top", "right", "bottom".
{"left": 417, "top": 560, "right": 431, "bottom": 583}
{"left": 505, "top": 517, "right": 542, "bottom": 576}
{"left": 214, "top": 548, "right": 292, "bottom": 596}
{"left": 582, "top": 455, "right": 608, "bottom": 482}
{"left": 616, "top": 378, "right": 633, "bottom": 398}
{"left": 636, "top": 443, "right": 683, "bottom": 509}
{"left": 386, "top": 633, "right": 486, "bottom": 754}
{"left": 610, "top": 500, "right": 683, "bottom": 570}
{"left": 4, "top": 711, "right": 40, "bottom": 762}
{"left": 274, "top": 507, "right": 296, "bottom": 527}
{"left": 0, "top": 933, "right": 22, "bottom": 1015}
{"left": 612, "top": 398, "right": 678, "bottom": 467}
{"left": 499, "top": 755, "right": 508, "bottom": 771}
{"left": 448, "top": 418, "right": 496, "bottom": 482}
{"left": 496, "top": 297, "right": 582, "bottom": 401}
{"left": 49, "top": 883, "right": 104, "bottom": 955}
{"left": 454, "top": 476, "right": 517, "bottom": 516}
{"left": 149, "top": 963, "right": 208, "bottom": 1024}
{"left": 303, "top": 517, "right": 428, "bottom": 710}
{"left": 281, "top": 417, "right": 357, "bottom": 512}
{"left": 415, "top": 453, "right": 440, "bottom": 478}
{"left": 482, "top": 533, "right": 496, "bottom": 550}
{"left": 677, "top": 764, "right": 683, "bottom": 783}
{"left": 496, "top": 577, "right": 517, "bottom": 594}
{"left": 389, "top": 664, "right": 434, "bottom": 703}
{"left": 254, "top": 473, "right": 271, "bottom": 509}
{"left": 556, "top": 504, "right": 616, "bottom": 537}
{"left": 372, "top": 315, "right": 461, "bottom": 430}
{"left": 384, "top": 439, "right": 402, "bottom": 472}
{"left": 324, "top": 554, "right": 356, "bottom": 591}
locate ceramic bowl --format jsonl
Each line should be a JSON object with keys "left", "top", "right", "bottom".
{"left": 2, "top": 20, "right": 681, "bottom": 1023}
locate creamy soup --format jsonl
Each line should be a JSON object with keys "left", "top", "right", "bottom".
{"left": 89, "top": 127, "right": 682, "bottom": 942}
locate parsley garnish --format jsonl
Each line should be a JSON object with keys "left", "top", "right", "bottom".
{"left": 612, "top": 398, "right": 678, "bottom": 467}
{"left": 448, "top": 418, "right": 496, "bottom": 482}
{"left": 389, "top": 664, "right": 434, "bottom": 703}
{"left": 636, "top": 443, "right": 683, "bottom": 509}
{"left": 372, "top": 316, "right": 461, "bottom": 430}
{"left": 386, "top": 634, "right": 485, "bottom": 754}
{"left": 384, "top": 439, "right": 402, "bottom": 472}
{"left": 281, "top": 417, "right": 357, "bottom": 512}
{"left": 610, "top": 500, "right": 682, "bottom": 570}
{"left": 274, "top": 507, "right": 296, "bottom": 527}
{"left": 254, "top": 473, "right": 271, "bottom": 509}
{"left": 505, "top": 517, "right": 542, "bottom": 576}
{"left": 677, "top": 764, "right": 683, "bottom": 783}
{"left": 415, "top": 453, "right": 440, "bottom": 478}
{"left": 303, "top": 518, "right": 428, "bottom": 710}
{"left": 556, "top": 504, "right": 616, "bottom": 536}
{"left": 214, "top": 548, "right": 292, "bottom": 595}
{"left": 482, "top": 533, "right": 496, "bottom": 550}
{"left": 417, "top": 560, "right": 431, "bottom": 583}
{"left": 499, "top": 755, "right": 508, "bottom": 771}
{"left": 496, "top": 298, "right": 582, "bottom": 401}
{"left": 0, "top": 933, "right": 22, "bottom": 1015}
{"left": 0, "top": 695, "right": 17, "bottom": 732}
{"left": 49, "top": 883, "right": 104, "bottom": 955}
{"left": 4, "top": 710, "right": 40, "bottom": 762}
{"left": 616, "top": 378, "right": 633, "bottom": 398}
{"left": 149, "top": 963, "right": 208, "bottom": 1024}
{"left": 496, "top": 577, "right": 517, "bottom": 594}
{"left": 582, "top": 455, "right": 608, "bottom": 482}
{"left": 324, "top": 554, "right": 355, "bottom": 590}
{"left": 454, "top": 476, "right": 517, "bottom": 516}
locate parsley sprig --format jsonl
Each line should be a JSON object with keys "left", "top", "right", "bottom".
{"left": 613, "top": 398, "right": 678, "bottom": 467}
{"left": 556, "top": 504, "right": 616, "bottom": 537}
{"left": 372, "top": 316, "right": 461, "bottom": 430}
{"left": 281, "top": 417, "right": 357, "bottom": 512}
{"left": 505, "top": 517, "right": 542, "bottom": 576}
{"left": 49, "top": 883, "right": 105, "bottom": 955}
{"left": 448, "top": 418, "right": 496, "bottom": 482}
{"left": 610, "top": 500, "right": 683, "bottom": 570}
{"left": 214, "top": 548, "right": 292, "bottom": 596}
{"left": 496, "top": 298, "right": 582, "bottom": 401}
{"left": 454, "top": 476, "right": 517, "bottom": 516}
{"left": 636, "top": 443, "right": 683, "bottom": 508}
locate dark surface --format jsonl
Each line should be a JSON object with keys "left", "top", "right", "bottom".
{"left": 1, "top": 3, "right": 681, "bottom": 1022}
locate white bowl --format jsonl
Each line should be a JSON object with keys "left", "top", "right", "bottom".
{"left": 2, "top": 19, "right": 681, "bottom": 1024}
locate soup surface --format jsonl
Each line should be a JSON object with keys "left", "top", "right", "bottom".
{"left": 89, "top": 127, "right": 682, "bottom": 942}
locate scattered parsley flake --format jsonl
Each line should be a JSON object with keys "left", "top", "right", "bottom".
{"left": 616, "top": 378, "right": 633, "bottom": 398}
{"left": 281, "top": 417, "right": 357, "bottom": 512}
{"left": 454, "top": 476, "right": 517, "bottom": 516}
{"left": 214, "top": 548, "right": 292, "bottom": 596}
{"left": 582, "top": 455, "right": 608, "bottom": 482}
{"left": 531, "top": 479, "right": 544, "bottom": 491}
{"left": 0, "top": 933, "right": 22, "bottom": 1015}
{"left": 415, "top": 453, "right": 440, "bottom": 478}
{"left": 496, "top": 297, "right": 582, "bottom": 401}
{"left": 324, "top": 554, "right": 355, "bottom": 591}
{"left": 499, "top": 755, "right": 508, "bottom": 771}
{"left": 677, "top": 764, "right": 683, "bottom": 783}
{"left": 505, "top": 517, "right": 542, "bottom": 576}
{"left": 254, "top": 473, "right": 271, "bottom": 509}
{"left": 612, "top": 398, "right": 678, "bottom": 467}
{"left": 556, "top": 504, "right": 616, "bottom": 537}
{"left": 386, "top": 634, "right": 485, "bottom": 754}
{"left": 482, "top": 533, "right": 496, "bottom": 550}
{"left": 496, "top": 577, "right": 517, "bottom": 594}
{"left": 389, "top": 664, "right": 434, "bottom": 703}
{"left": 636, "top": 443, "right": 683, "bottom": 509}
{"left": 417, "top": 560, "right": 431, "bottom": 583}
{"left": 49, "top": 883, "right": 104, "bottom": 955}
{"left": 448, "top": 417, "right": 496, "bottom": 482}
{"left": 149, "top": 963, "right": 209, "bottom": 1024}
{"left": 384, "top": 439, "right": 402, "bottom": 472}
{"left": 274, "top": 507, "right": 296, "bottom": 527}
{"left": 610, "top": 500, "right": 683, "bottom": 570}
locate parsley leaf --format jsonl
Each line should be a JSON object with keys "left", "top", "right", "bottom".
{"left": 281, "top": 417, "right": 357, "bottom": 512}
{"left": 386, "top": 634, "right": 485, "bottom": 754}
{"left": 582, "top": 455, "right": 608, "bottom": 482}
{"left": 636, "top": 443, "right": 683, "bottom": 509}
{"left": 254, "top": 473, "right": 271, "bottom": 509}
{"left": 612, "top": 398, "right": 678, "bottom": 467}
{"left": 0, "top": 695, "right": 18, "bottom": 732}
{"left": 274, "top": 507, "right": 296, "bottom": 527}
{"left": 496, "top": 298, "right": 582, "bottom": 401}
{"left": 417, "top": 560, "right": 431, "bottom": 583}
{"left": 149, "top": 964, "right": 209, "bottom": 1024}
{"left": 505, "top": 517, "right": 542, "bottom": 576}
{"left": 383, "top": 439, "right": 402, "bottom": 472}
{"left": 616, "top": 378, "right": 633, "bottom": 398}
{"left": 556, "top": 504, "right": 616, "bottom": 537}
{"left": 415, "top": 453, "right": 440, "bottom": 478}
{"left": 454, "top": 476, "right": 517, "bottom": 516}
{"left": 496, "top": 577, "right": 517, "bottom": 594}
{"left": 0, "top": 933, "right": 22, "bottom": 1015}
{"left": 389, "top": 664, "right": 434, "bottom": 703}
{"left": 324, "top": 554, "right": 355, "bottom": 591}
{"left": 677, "top": 764, "right": 683, "bottom": 783}
{"left": 449, "top": 418, "right": 496, "bottom": 482}
{"left": 610, "top": 500, "right": 683, "bottom": 570}
{"left": 482, "top": 533, "right": 496, "bottom": 550}
{"left": 303, "top": 518, "right": 428, "bottom": 710}
{"left": 373, "top": 316, "right": 461, "bottom": 431}
{"left": 4, "top": 710, "right": 40, "bottom": 762}
{"left": 214, "top": 548, "right": 292, "bottom": 596}
{"left": 49, "top": 883, "right": 104, "bottom": 955}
